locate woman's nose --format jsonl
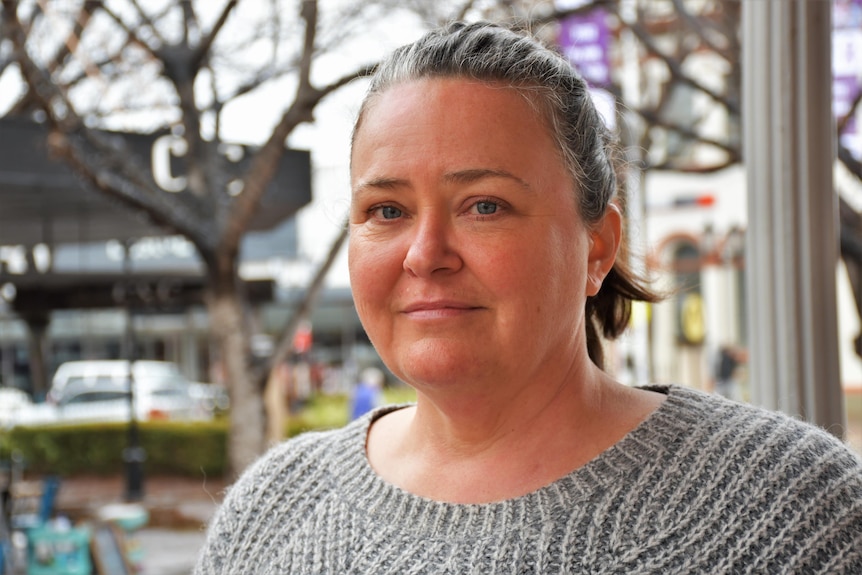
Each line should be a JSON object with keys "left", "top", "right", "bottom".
{"left": 403, "top": 215, "right": 463, "bottom": 277}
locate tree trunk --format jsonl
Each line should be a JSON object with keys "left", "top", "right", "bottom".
{"left": 264, "top": 364, "right": 289, "bottom": 444}
{"left": 260, "top": 224, "right": 348, "bottom": 443}
{"left": 207, "top": 276, "right": 265, "bottom": 476}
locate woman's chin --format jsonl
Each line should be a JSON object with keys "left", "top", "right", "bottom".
{"left": 390, "top": 342, "right": 490, "bottom": 389}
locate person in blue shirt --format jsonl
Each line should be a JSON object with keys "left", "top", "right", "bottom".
{"left": 350, "top": 367, "right": 383, "bottom": 420}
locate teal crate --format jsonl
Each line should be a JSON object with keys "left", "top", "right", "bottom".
{"left": 26, "top": 525, "right": 92, "bottom": 575}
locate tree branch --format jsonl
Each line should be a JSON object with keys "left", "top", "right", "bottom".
{"left": 839, "top": 143, "right": 862, "bottom": 181}
{"left": 44, "top": 0, "right": 98, "bottom": 74}
{"left": 636, "top": 107, "right": 739, "bottom": 157}
{"left": 127, "top": 0, "right": 169, "bottom": 48}
{"left": 456, "top": 0, "right": 478, "bottom": 21}
{"left": 98, "top": 2, "right": 160, "bottom": 58}
{"left": 609, "top": 4, "right": 739, "bottom": 117}
{"left": 221, "top": 0, "right": 320, "bottom": 253}
{"left": 838, "top": 88, "right": 862, "bottom": 136}
{"left": 2, "top": 0, "right": 215, "bottom": 249}
{"left": 670, "top": 0, "right": 733, "bottom": 61}
{"left": 529, "top": 0, "right": 616, "bottom": 27}
{"left": 192, "top": 0, "right": 238, "bottom": 69}
{"left": 647, "top": 157, "right": 738, "bottom": 174}
{"left": 318, "top": 62, "right": 376, "bottom": 99}
{"left": 260, "top": 221, "right": 349, "bottom": 387}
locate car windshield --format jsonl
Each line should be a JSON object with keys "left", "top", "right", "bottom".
{"left": 150, "top": 388, "right": 187, "bottom": 397}
{"left": 62, "top": 390, "right": 131, "bottom": 405}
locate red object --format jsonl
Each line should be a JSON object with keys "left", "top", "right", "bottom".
{"left": 672, "top": 193, "right": 715, "bottom": 208}
{"left": 293, "top": 327, "right": 312, "bottom": 353}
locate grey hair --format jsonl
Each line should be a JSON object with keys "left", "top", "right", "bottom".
{"left": 351, "top": 21, "right": 617, "bottom": 224}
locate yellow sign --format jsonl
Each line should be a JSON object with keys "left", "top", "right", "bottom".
{"left": 680, "top": 292, "right": 706, "bottom": 344}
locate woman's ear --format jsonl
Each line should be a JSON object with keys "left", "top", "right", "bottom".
{"left": 586, "top": 203, "right": 622, "bottom": 297}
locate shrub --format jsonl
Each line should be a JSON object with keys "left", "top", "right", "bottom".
{"left": 0, "top": 419, "right": 228, "bottom": 477}
{"left": 0, "top": 388, "right": 417, "bottom": 478}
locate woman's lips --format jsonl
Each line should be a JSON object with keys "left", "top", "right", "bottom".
{"left": 401, "top": 301, "right": 483, "bottom": 319}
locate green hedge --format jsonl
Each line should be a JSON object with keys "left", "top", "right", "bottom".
{"left": 0, "top": 419, "right": 229, "bottom": 477}
{"left": 0, "top": 396, "right": 347, "bottom": 478}
{"left": 0, "top": 389, "right": 417, "bottom": 478}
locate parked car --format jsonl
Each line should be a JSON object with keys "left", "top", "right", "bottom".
{"left": 48, "top": 360, "right": 183, "bottom": 404}
{"left": 11, "top": 360, "right": 215, "bottom": 427}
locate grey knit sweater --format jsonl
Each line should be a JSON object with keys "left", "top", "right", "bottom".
{"left": 194, "top": 386, "right": 862, "bottom": 574}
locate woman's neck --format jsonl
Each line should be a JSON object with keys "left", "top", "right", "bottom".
{"left": 366, "top": 371, "right": 665, "bottom": 504}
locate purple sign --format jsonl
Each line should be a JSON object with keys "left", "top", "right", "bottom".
{"left": 558, "top": 9, "right": 611, "bottom": 88}
{"left": 833, "top": 0, "right": 862, "bottom": 159}
{"left": 835, "top": 76, "right": 858, "bottom": 133}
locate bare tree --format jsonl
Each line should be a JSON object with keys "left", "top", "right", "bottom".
{"left": 0, "top": 0, "right": 468, "bottom": 475}
{"left": 4, "top": 0, "right": 860, "bottom": 474}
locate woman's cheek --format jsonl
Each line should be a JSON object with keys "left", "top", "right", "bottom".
{"left": 350, "top": 239, "right": 400, "bottom": 300}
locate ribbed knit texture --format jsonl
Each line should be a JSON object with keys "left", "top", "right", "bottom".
{"left": 194, "top": 386, "right": 862, "bottom": 574}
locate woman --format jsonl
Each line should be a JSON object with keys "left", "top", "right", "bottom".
{"left": 195, "top": 22, "right": 862, "bottom": 574}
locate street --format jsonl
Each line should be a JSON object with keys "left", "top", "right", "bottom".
{"left": 138, "top": 528, "right": 207, "bottom": 575}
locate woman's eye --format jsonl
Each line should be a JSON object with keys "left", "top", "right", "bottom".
{"left": 474, "top": 201, "right": 498, "bottom": 215}
{"left": 372, "top": 205, "right": 402, "bottom": 219}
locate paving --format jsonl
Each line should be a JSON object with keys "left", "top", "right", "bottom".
{"left": 137, "top": 528, "right": 209, "bottom": 575}
{"left": 55, "top": 474, "right": 229, "bottom": 530}
{"left": 14, "top": 473, "right": 229, "bottom": 575}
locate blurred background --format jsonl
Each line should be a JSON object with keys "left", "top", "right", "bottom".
{"left": 0, "top": 0, "right": 861, "bottom": 572}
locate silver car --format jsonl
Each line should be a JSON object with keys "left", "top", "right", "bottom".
{"left": 13, "top": 360, "right": 215, "bottom": 426}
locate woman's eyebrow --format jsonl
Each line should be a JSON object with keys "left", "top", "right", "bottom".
{"left": 352, "top": 177, "right": 408, "bottom": 194}
{"left": 353, "top": 169, "right": 533, "bottom": 195}
{"left": 443, "top": 168, "right": 533, "bottom": 191}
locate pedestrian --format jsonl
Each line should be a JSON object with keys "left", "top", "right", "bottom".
{"left": 349, "top": 367, "right": 383, "bottom": 421}
{"left": 713, "top": 344, "right": 740, "bottom": 399}
{"left": 195, "top": 21, "right": 862, "bottom": 574}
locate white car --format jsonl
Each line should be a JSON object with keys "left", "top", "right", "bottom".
{"left": 12, "top": 360, "right": 215, "bottom": 427}
{"left": 48, "top": 360, "right": 183, "bottom": 404}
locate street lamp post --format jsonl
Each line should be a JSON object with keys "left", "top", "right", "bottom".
{"left": 121, "top": 240, "right": 145, "bottom": 502}
{"left": 123, "top": 353, "right": 145, "bottom": 502}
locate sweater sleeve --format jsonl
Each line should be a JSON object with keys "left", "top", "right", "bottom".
{"left": 676, "top": 399, "right": 862, "bottom": 573}
{"left": 608, "top": 387, "right": 862, "bottom": 574}
{"left": 759, "top": 428, "right": 862, "bottom": 573}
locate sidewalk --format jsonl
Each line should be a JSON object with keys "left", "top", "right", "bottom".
{"left": 54, "top": 474, "right": 229, "bottom": 530}
{"left": 49, "top": 474, "right": 229, "bottom": 575}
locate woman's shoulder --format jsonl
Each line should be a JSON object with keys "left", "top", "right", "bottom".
{"left": 643, "top": 384, "right": 862, "bottom": 490}
{"left": 222, "top": 404, "right": 408, "bottom": 505}
{"left": 653, "top": 384, "right": 856, "bottom": 450}
{"left": 591, "top": 385, "right": 862, "bottom": 572}
{"left": 194, "top": 409, "right": 396, "bottom": 574}
{"left": 214, "top": 420, "right": 356, "bottom": 516}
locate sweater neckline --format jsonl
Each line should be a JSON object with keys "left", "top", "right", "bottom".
{"left": 331, "top": 385, "right": 706, "bottom": 541}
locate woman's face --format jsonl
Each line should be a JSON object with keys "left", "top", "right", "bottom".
{"left": 349, "top": 78, "right": 617, "bottom": 391}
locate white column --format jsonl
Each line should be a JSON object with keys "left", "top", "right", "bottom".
{"left": 742, "top": 1, "right": 845, "bottom": 435}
